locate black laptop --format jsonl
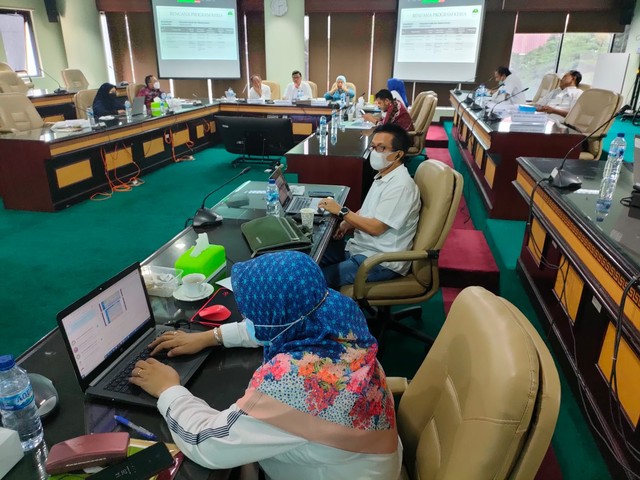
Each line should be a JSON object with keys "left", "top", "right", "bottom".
{"left": 57, "top": 263, "right": 210, "bottom": 407}
{"left": 269, "top": 167, "right": 323, "bottom": 214}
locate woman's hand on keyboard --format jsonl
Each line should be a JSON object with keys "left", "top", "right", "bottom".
{"left": 129, "top": 358, "right": 179, "bottom": 398}
{"left": 148, "top": 330, "right": 214, "bottom": 358}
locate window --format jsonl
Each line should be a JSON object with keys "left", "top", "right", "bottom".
{"left": 0, "top": 9, "right": 40, "bottom": 76}
{"left": 557, "top": 33, "right": 613, "bottom": 86}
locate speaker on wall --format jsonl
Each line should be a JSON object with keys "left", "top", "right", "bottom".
{"left": 619, "top": 0, "right": 636, "bottom": 25}
{"left": 43, "top": 0, "right": 59, "bottom": 23}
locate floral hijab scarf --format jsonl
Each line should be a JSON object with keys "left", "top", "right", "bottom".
{"left": 232, "top": 252, "right": 397, "bottom": 453}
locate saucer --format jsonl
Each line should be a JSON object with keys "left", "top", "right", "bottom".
{"left": 173, "top": 283, "right": 214, "bottom": 302}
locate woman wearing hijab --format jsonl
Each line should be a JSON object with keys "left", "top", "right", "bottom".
{"left": 92, "top": 83, "right": 125, "bottom": 118}
{"left": 387, "top": 78, "right": 409, "bottom": 107}
{"left": 324, "top": 75, "right": 355, "bottom": 102}
{"left": 131, "top": 251, "right": 401, "bottom": 479}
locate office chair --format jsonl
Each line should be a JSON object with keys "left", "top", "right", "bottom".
{"left": 564, "top": 88, "right": 622, "bottom": 160}
{"left": 0, "top": 93, "right": 44, "bottom": 132}
{"left": 126, "top": 83, "right": 145, "bottom": 103}
{"left": 328, "top": 81, "right": 357, "bottom": 103}
{"left": 0, "top": 62, "right": 34, "bottom": 88}
{"left": 73, "top": 89, "right": 98, "bottom": 120}
{"left": 577, "top": 82, "right": 591, "bottom": 92}
{"left": 408, "top": 91, "right": 436, "bottom": 118}
{"left": 531, "top": 73, "right": 559, "bottom": 104}
{"left": 390, "top": 286, "right": 561, "bottom": 480}
{"left": 306, "top": 80, "right": 318, "bottom": 98}
{"left": 0, "top": 62, "right": 12, "bottom": 72}
{"left": 61, "top": 68, "right": 89, "bottom": 90}
{"left": 406, "top": 94, "right": 437, "bottom": 158}
{"left": 261, "top": 80, "right": 280, "bottom": 101}
{"left": 0, "top": 71, "right": 31, "bottom": 95}
{"left": 340, "top": 160, "right": 463, "bottom": 347}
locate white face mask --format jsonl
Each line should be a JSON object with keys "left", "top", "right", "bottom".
{"left": 153, "top": 81, "right": 161, "bottom": 90}
{"left": 369, "top": 150, "right": 398, "bottom": 171}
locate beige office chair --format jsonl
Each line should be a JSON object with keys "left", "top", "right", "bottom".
{"left": 407, "top": 94, "right": 438, "bottom": 158}
{"left": 564, "top": 88, "right": 622, "bottom": 160}
{"left": 261, "top": 80, "right": 280, "bottom": 101}
{"left": 531, "top": 73, "right": 560, "bottom": 103}
{"left": 0, "top": 62, "right": 33, "bottom": 88}
{"left": 74, "top": 89, "right": 98, "bottom": 120}
{"left": 0, "top": 71, "right": 30, "bottom": 95}
{"left": 578, "top": 83, "right": 591, "bottom": 92}
{"left": 392, "top": 286, "right": 561, "bottom": 480}
{"left": 127, "top": 83, "right": 145, "bottom": 103}
{"left": 409, "top": 91, "right": 436, "bottom": 119}
{"left": 340, "top": 160, "right": 463, "bottom": 346}
{"left": 0, "top": 93, "right": 44, "bottom": 132}
{"left": 329, "top": 81, "right": 357, "bottom": 103}
{"left": 307, "top": 80, "right": 318, "bottom": 98}
{"left": 61, "top": 68, "right": 89, "bottom": 90}
{"left": 0, "top": 62, "right": 12, "bottom": 72}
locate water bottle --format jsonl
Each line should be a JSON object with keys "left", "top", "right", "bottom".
{"left": 265, "top": 179, "right": 279, "bottom": 216}
{"left": 160, "top": 93, "right": 168, "bottom": 114}
{"left": 595, "top": 133, "right": 626, "bottom": 222}
{"left": 340, "top": 91, "right": 346, "bottom": 106}
{"left": 0, "top": 355, "right": 44, "bottom": 451}
{"left": 331, "top": 109, "right": 338, "bottom": 135}
{"left": 296, "top": 88, "right": 303, "bottom": 103}
{"left": 86, "top": 106, "right": 96, "bottom": 127}
{"left": 330, "top": 130, "right": 338, "bottom": 146}
{"left": 319, "top": 132, "right": 327, "bottom": 154}
{"left": 476, "top": 84, "right": 487, "bottom": 108}
{"left": 319, "top": 115, "right": 327, "bottom": 136}
{"left": 124, "top": 100, "right": 132, "bottom": 122}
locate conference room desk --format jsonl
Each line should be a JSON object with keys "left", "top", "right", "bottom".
{"left": 285, "top": 126, "right": 375, "bottom": 212}
{"left": 7, "top": 181, "right": 348, "bottom": 480}
{"left": 514, "top": 157, "right": 640, "bottom": 476}
{"left": 28, "top": 89, "right": 78, "bottom": 122}
{"left": 450, "top": 91, "right": 584, "bottom": 220}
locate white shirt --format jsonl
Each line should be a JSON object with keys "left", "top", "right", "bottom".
{"left": 346, "top": 164, "right": 420, "bottom": 275}
{"left": 156, "top": 321, "right": 402, "bottom": 480}
{"left": 537, "top": 86, "right": 582, "bottom": 113}
{"left": 499, "top": 73, "right": 526, "bottom": 104}
{"left": 248, "top": 84, "right": 271, "bottom": 100}
{"left": 283, "top": 81, "right": 313, "bottom": 101}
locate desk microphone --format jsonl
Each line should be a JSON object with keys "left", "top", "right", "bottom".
{"left": 549, "top": 104, "right": 631, "bottom": 189}
{"left": 190, "top": 167, "right": 251, "bottom": 228}
{"left": 462, "top": 75, "right": 494, "bottom": 104}
{"left": 485, "top": 87, "right": 529, "bottom": 120}
{"left": 40, "top": 68, "right": 67, "bottom": 94}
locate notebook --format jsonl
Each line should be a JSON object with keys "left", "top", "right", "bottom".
{"left": 269, "top": 167, "right": 323, "bottom": 214}
{"left": 57, "top": 263, "right": 210, "bottom": 407}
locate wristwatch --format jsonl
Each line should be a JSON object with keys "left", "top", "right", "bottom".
{"left": 338, "top": 206, "right": 349, "bottom": 219}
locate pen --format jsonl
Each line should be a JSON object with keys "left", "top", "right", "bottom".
{"left": 114, "top": 415, "right": 158, "bottom": 440}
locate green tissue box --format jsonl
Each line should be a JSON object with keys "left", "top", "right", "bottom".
{"left": 175, "top": 244, "right": 226, "bottom": 281}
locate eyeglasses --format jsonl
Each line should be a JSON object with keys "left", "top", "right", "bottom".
{"left": 367, "top": 144, "right": 396, "bottom": 153}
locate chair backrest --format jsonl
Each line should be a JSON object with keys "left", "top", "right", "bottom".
{"left": 0, "top": 71, "right": 30, "bottom": 94}
{"left": 410, "top": 91, "right": 437, "bottom": 121}
{"left": 61, "top": 69, "right": 89, "bottom": 90}
{"left": 74, "top": 89, "right": 98, "bottom": 119}
{"left": 330, "top": 81, "right": 357, "bottom": 102}
{"left": 307, "top": 80, "right": 318, "bottom": 98}
{"left": 0, "top": 93, "right": 44, "bottom": 132}
{"left": 412, "top": 94, "right": 437, "bottom": 133}
{"left": 127, "top": 83, "right": 145, "bottom": 103}
{"left": 0, "top": 62, "right": 13, "bottom": 72}
{"left": 397, "top": 286, "right": 561, "bottom": 480}
{"left": 564, "top": 88, "right": 622, "bottom": 160}
{"left": 531, "top": 73, "right": 559, "bottom": 103}
{"left": 578, "top": 82, "right": 591, "bottom": 92}
{"left": 262, "top": 80, "right": 280, "bottom": 101}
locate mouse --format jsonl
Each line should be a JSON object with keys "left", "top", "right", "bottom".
{"left": 199, "top": 304, "right": 232, "bottom": 322}
{"left": 28, "top": 373, "right": 59, "bottom": 418}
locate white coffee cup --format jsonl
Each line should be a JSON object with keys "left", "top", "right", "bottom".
{"left": 181, "top": 273, "right": 207, "bottom": 298}
{"left": 300, "top": 208, "right": 316, "bottom": 230}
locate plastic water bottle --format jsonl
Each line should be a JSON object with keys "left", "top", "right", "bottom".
{"left": 86, "top": 106, "right": 96, "bottom": 127}
{"left": 595, "top": 133, "right": 626, "bottom": 222}
{"left": 265, "top": 179, "right": 279, "bottom": 216}
{"left": 476, "top": 84, "right": 487, "bottom": 108}
{"left": 0, "top": 355, "right": 44, "bottom": 451}
{"left": 160, "top": 93, "right": 167, "bottom": 114}
{"left": 331, "top": 110, "right": 338, "bottom": 135}
{"left": 296, "top": 88, "right": 303, "bottom": 103}
{"left": 319, "top": 115, "right": 327, "bottom": 136}
{"left": 340, "top": 91, "right": 346, "bottom": 106}
{"left": 124, "top": 100, "right": 132, "bottom": 122}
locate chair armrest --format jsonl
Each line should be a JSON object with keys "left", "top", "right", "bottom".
{"left": 387, "top": 376, "right": 408, "bottom": 396}
{"left": 408, "top": 130, "right": 424, "bottom": 137}
{"left": 0, "top": 128, "right": 17, "bottom": 134}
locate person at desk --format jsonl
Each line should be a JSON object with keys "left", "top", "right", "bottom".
{"left": 536, "top": 70, "right": 583, "bottom": 119}
{"left": 318, "top": 123, "right": 420, "bottom": 289}
{"left": 387, "top": 78, "right": 408, "bottom": 106}
{"left": 92, "top": 83, "right": 125, "bottom": 117}
{"left": 137, "top": 74, "right": 164, "bottom": 108}
{"left": 248, "top": 74, "right": 271, "bottom": 100}
{"left": 283, "top": 70, "right": 313, "bottom": 101}
{"left": 323, "top": 75, "right": 355, "bottom": 102}
{"left": 129, "top": 252, "right": 401, "bottom": 480}
{"left": 362, "top": 89, "right": 414, "bottom": 131}
{"left": 493, "top": 66, "right": 526, "bottom": 104}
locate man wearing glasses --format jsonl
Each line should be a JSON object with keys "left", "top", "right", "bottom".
{"left": 283, "top": 70, "right": 313, "bottom": 101}
{"left": 319, "top": 123, "right": 420, "bottom": 289}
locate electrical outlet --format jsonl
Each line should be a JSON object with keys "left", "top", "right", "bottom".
{"left": 164, "top": 132, "right": 171, "bottom": 142}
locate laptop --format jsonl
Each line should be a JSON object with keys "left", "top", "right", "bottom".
{"left": 131, "top": 96, "right": 146, "bottom": 116}
{"left": 269, "top": 167, "right": 323, "bottom": 214}
{"left": 57, "top": 263, "right": 210, "bottom": 407}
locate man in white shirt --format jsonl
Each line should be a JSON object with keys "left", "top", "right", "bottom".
{"left": 493, "top": 66, "right": 526, "bottom": 104}
{"left": 248, "top": 74, "right": 271, "bottom": 100}
{"left": 319, "top": 123, "right": 421, "bottom": 289}
{"left": 536, "top": 70, "right": 583, "bottom": 120}
{"left": 282, "top": 70, "right": 312, "bottom": 101}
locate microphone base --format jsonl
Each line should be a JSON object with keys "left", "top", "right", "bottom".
{"left": 549, "top": 168, "right": 582, "bottom": 190}
{"left": 53, "top": 88, "right": 67, "bottom": 94}
{"left": 453, "top": 89, "right": 462, "bottom": 95}
{"left": 192, "top": 208, "right": 223, "bottom": 229}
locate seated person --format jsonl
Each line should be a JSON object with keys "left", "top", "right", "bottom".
{"left": 387, "top": 78, "right": 408, "bottom": 106}
{"left": 319, "top": 123, "right": 421, "bottom": 289}
{"left": 362, "top": 89, "right": 414, "bottom": 131}
{"left": 324, "top": 75, "right": 355, "bottom": 102}
{"left": 248, "top": 74, "right": 271, "bottom": 100}
{"left": 493, "top": 66, "right": 526, "bottom": 104}
{"left": 130, "top": 251, "right": 401, "bottom": 480}
{"left": 137, "top": 74, "right": 164, "bottom": 109}
{"left": 536, "top": 70, "right": 583, "bottom": 119}
{"left": 283, "top": 70, "right": 313, "bottom": 101}
{"left": 92, "top": 83, "right": 124, "bottom": 118}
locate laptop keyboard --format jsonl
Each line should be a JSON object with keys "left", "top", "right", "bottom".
{"left": 288, "top": 197, "right": 313, "bottom": 211}
{"left": 105, "top": 335, "right": 163, "bottom": 394}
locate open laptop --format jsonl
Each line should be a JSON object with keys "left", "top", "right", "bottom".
{"left": 131, "top": 96, "right": 146, "bottom": 116}
{"left": 57, "top": 263, "right": 210, "bottom": 407}
{"left": 269, "top": 167, "right": 323, "bottom": 214}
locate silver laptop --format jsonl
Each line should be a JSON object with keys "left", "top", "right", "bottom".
{"left": 131, "top": 96, "right": 146, "bottom": 116}
{"left": 269, "top": 167, "right": 323, "bottom": 214}
{"left": 57, "top": 263, "right": 210, "bottom": 407}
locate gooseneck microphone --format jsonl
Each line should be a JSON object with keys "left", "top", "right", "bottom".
{"left": 549, "top": 104, "right": 631, "bottom": 189}
{"left": 462, "top": 75, "right": 495, "bottom": 104}
{"left": 40, "top": 68, "right": 67, "bottom": 94}
{"left": 484, "top": 87, "right": 530, "bottom": 120}
{"left": 190, "top": 167, "right": 251, "bottom": 228}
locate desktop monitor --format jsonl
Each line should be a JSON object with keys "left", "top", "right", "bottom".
{"left": 216, "top": 116, "right": 295, "bottom": 161}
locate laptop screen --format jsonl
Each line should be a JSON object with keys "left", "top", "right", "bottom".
{"left": 58, "top": 265, "right": 153, "bottom": 381}
{"left": 269, "top": 168, "right": 292, "bottom": 208}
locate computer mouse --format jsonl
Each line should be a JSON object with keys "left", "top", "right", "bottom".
{"left": 199, "top": 305, "right": 232, "bottom": 322}
{"left": 28, "top": 373, "right": 59, "bottom": 418}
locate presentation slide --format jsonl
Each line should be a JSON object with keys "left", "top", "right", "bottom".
{"left": 393, "top": 0, "right": 485, "bottom": 83}
{"left": 151, "top": 0, "right": 240, "bottom": 79}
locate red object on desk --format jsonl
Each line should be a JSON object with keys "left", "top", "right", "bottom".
{"left": 191, "top": 288, "right": 238, "bottom": 327}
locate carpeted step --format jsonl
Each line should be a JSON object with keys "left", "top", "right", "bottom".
{"left": 426, "top": 124, "right": 448, "bottom": 148}
{"left": 440, "top": 229, "right": 500, "bottom": 294}
{"left": 425, "top": 147, "right": 453, "bottom": 167}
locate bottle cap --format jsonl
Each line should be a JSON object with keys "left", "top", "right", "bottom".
{"left": 268, "top": 178, "right": 276, "bottom": 184}
{"left": 0, "top": 354, "right": 15, "bottom": 371}
{"left": 617, "top": 133, "right": 625, "bottom": 137}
